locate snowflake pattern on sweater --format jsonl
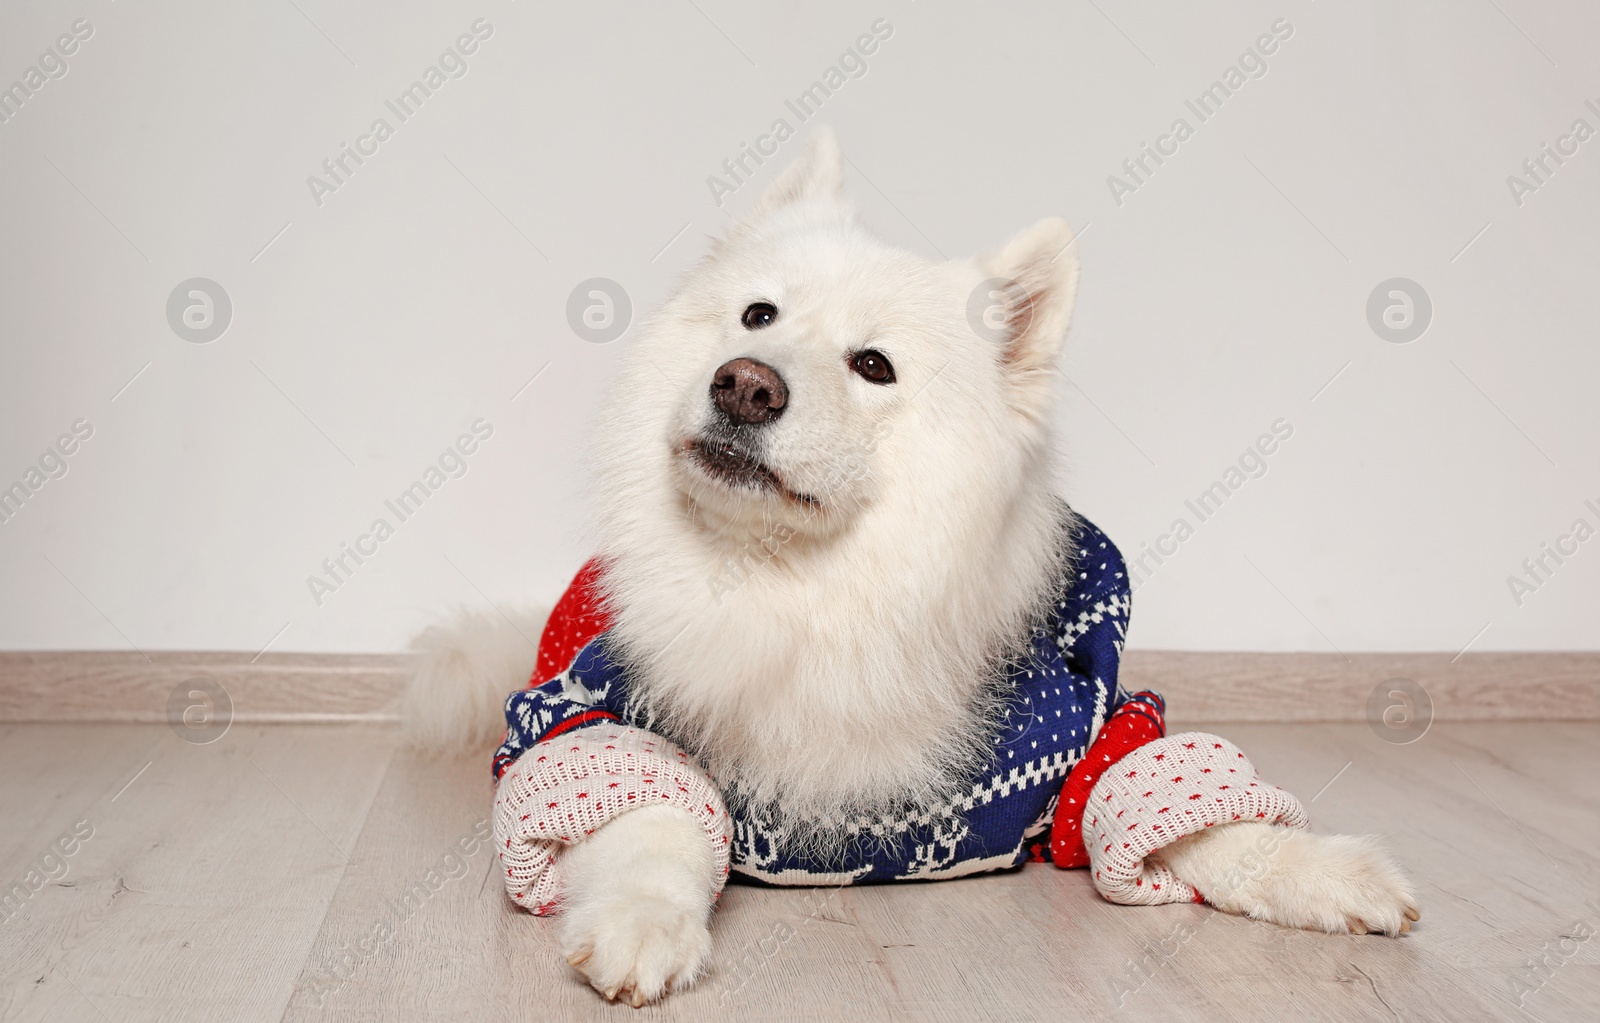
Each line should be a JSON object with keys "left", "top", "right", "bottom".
{"left": 493, "top": 517, "right": 1144, "bottom": 885}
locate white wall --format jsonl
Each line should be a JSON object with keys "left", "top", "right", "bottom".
{"left": 0, "top": 0, "right": 1594, "bottom": 655}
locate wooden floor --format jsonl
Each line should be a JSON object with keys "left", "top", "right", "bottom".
{"left": 2, "top": 721, "right": 1597, "bottom": 1022}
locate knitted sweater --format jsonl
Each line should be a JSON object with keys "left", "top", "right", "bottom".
{"left": 491, "top": 518, "right": 1306, "bottom": 914}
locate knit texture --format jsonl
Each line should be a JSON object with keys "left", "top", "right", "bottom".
{"left": 493, "top": 515, "right": 1152, "bottom": 887}
{"left": 534, "top": 557, "right": 611, "bottom": 685}
{"left": 1084, "top": 732, "right": 1309, "bottom": 905}
{"left": 1050, "top": 691, "right": 1165, "bottom": 867}
{"left": 493, "top": 724, "right": 732, "bottom": 915}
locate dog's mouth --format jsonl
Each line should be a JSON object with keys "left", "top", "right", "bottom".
{"left": 683, "top": 438, "right": 817, "bottom": 507}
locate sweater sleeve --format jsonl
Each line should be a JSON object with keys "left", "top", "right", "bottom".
{"left": 494, "top": 724, "right": 732, "bottom": 915}
{"left": 1049, "top": 691, "right": 1166, "bottom": 867}
{"left": 1082, "top": 732, "right": 1309, "bottom": 906}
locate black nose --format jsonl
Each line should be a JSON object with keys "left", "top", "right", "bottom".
{"left": 711, "top": 358, "right": 788, "bottom": 426}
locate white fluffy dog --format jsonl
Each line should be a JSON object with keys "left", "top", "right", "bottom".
{"left": 409, "top": 128, "right": 1417, "bottom": 1007}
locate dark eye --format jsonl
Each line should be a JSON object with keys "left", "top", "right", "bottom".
{"left": 850, "top": 350, "right": 895, "bottom": 385}
{"left": 741, "top": 302, "right": 778, "bottom": 330}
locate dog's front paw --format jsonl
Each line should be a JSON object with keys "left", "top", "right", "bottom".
{"left": 1250, "top": 830, "right": 1420, "bottom": 936}
{"left": 1158, "top": 823, "right": 1421, "bottom": 937}
{"left": 561, "top": 891, "right": 712, "bottom": 1006}
{"left": 554, "top": 804, "right": 718, "bottom": 1006}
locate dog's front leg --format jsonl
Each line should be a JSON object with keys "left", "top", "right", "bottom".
{"left": 1080, "top": 733, "right": 1420, "bottom": 935}
{"left": 1152, "top": 821, "right": 1420, "bottom": 936}
{"left": 557, "top": 804, "right": 717, "bottom": 1006}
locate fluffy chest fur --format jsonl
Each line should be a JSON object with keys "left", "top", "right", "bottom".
{"left": 598, "top": 488, "right": 1069, "bottom": 823}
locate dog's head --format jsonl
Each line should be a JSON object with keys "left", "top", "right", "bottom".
{"left": 589, "top": 130, "right": 1084, "bottom": 811}
{"left": 595, "top": 127, "right": 1081, "bottom": 552}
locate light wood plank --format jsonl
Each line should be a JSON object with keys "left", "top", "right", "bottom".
{"left": 276, "top": 746, "right": 519, "bottom": 1021}
{"left": 3, "top": 720, "right": 1599, "bottom": 1021}
{"left": 0, "top": 723, "right": 162, "bottom": 881}
{"left": 0, "top": 724, "right": 395, "bottom": 1022}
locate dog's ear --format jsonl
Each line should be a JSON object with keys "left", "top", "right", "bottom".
{"left": 740, "top": 126, "right": 847, "bottom": 226}
{"left": 975, "top": 217, "right": 1081, "bottom": 418}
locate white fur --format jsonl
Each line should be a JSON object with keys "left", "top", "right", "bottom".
{"left": 402, "top": 606, "right": 547, "bottom": 753}
{"left": 1153, "top": 823, "right": 1420, "bottom": 936}
{"left": 407, "top": 128, "right": 1418, "bottom": 1006}
{"left": 556, "top": 805, "right": 715, "bottom": 1006}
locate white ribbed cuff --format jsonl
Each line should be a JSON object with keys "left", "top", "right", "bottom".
{"left": 1085, "top": 732, "right": 1309, "bottom": 906}
{"left": 493, "top": 725, "right": 732, "bottom": 915}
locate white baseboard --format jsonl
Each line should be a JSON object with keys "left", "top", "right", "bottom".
{"left": 0, "top": 650, "right": 1594, "bottom": 723}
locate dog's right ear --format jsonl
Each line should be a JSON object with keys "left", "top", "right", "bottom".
{"left": 735, "top": 126, "right": 848, "bottom": 229}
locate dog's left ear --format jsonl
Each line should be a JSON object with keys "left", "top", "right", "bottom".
{"left": 741, "top": 126, "right": 848, "bottom": 227}
{"left": 975, "top": 217, "right": 1081, "bottom": 418}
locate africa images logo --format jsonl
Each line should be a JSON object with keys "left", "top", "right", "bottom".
{"left": 166, "top": 278, "right": 233, "bottom": 343}
{"left": 1105, "top": 19, "right": 1294, "bottom": 207}
{"left": 0, "top": 18, "right": 94, "bottom": 127}
{"left": 705, "top": 18, "right": 893, "bottom": 208}
{"left": 305, "top": 19, "right": 495, "bottom": 208}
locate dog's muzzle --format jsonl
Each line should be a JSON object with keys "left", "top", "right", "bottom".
{"left": 683, "top": 438, "right": 816, "bottom": 507}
